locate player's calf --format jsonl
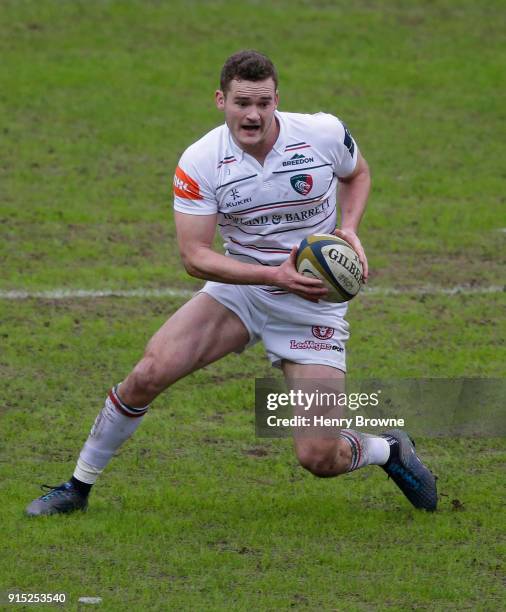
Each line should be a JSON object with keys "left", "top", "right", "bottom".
{"left": 300, "top": 429, "right": 438, "bottom": 511}
{"left": 295, "top": 430, "right": 394, "bottom": 477}
{"left": 295, "top": 438, "right": 352, "bottom": 477}
{"left": 25, "top": 384, "right": 149, "bottom": 517}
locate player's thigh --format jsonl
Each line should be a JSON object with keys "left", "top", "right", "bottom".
{"left": 282, "top": 362, "right": 346, "bottom": 459}
{"left": 144, "top": 292, "right": 249, "bottom": 383}
{"left": 282, "top": 362, "right": 345, "bottom": 381}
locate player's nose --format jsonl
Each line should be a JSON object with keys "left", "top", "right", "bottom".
{"left": 245, "top": 107, "right": 261, "bottom": 122}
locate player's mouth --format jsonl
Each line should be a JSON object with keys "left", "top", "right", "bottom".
{"left": 241, "top": 124, "right": 261, "bottom": 134}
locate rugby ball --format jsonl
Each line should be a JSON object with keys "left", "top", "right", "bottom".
{"left": 296, "top": 233, "right": 363, "bottom": 302}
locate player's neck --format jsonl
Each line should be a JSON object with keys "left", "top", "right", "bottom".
{"left": 240, "top": 117, "right": 280, "bottom": 166}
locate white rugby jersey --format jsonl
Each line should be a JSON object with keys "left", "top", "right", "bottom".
{"left": 173, "top": 111, "right": 358, "bottom": 269}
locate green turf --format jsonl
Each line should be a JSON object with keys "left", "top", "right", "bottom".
{"left": 0, "top": 298, "right": 505, "bottom": 609}
{"left": 1, "top": 0, "right": 505, "bottom": 609}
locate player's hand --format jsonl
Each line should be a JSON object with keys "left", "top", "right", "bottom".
{"left": 333, "top": 228, "right": 369, "bottom": 282}
{"left": 271, "top": 246, "right": 328, "bottom": 302}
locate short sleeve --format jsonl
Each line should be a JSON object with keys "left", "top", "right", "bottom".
{"left": 314, "top": 113, "right": 359, "bottom": 178}
{"left": 173, "top": 148, "right": 217, "bottom": 215}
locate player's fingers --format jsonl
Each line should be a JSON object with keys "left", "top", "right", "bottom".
{"left": 294, "top": 281, "right": 327, "bottom": 295}
{"left": 350, "top": 242, "right": 368, "bottom": 281}
{"left": 361, "top": 255, "right": 369, "bottom": 282}
{"left": 335, "top": 229, "right": 361, "bottom": 252}
{"left": 295, "top": 273, "right": 325, "bottom": 287}
{"left": 333, "top": 228, "right": 353, "bottom": 246}
{"left": 293, "top": 282, "right": 328, "bottom": 295}
{"left": 335, "top": 229, "right": 368, "bottom": 282}
{"left": 352, "top": 245, "right": 368, "bottom": 282}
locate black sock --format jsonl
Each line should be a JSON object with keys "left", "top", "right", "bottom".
{"left": 70, "top": 476, "right": 92, "bottom": 496}
{"left": 381, "top": 435, "right": 400, "bottom": 469}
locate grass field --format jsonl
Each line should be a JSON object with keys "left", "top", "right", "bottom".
{"left": 0, "top": 0, "right": 505, "bottom": 609}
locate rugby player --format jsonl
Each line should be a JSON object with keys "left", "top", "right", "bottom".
{"left": 26, "top": 50, "right": 437, "bottom": 516}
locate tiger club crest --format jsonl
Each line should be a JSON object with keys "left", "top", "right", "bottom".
{"left": 290, "top": 174, "right": 313, "bottom": 195}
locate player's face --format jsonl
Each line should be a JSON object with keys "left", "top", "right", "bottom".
{"left": 216, "top": 78, "right": 279, "bottom": 153}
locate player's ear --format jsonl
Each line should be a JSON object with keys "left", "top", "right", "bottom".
{"left": 215, "top": 89, "right": 225, "bottom": 111}
{"left": 274, "top": 90, "right": 279, "bottom": 109}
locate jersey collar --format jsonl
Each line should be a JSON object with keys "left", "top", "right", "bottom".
{"left": 227, "top": 110, "right": 286, "bottom": 161}
{"left": 271, "top": 111, "right": 286, "bottom": 155}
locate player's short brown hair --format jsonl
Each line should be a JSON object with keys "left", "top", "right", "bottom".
{"left": 220, "top": 50, "right": 278, "bottom": 93}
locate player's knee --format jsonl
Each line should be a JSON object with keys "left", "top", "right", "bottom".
{"left": 130, "top": 353, "right": 167, "bottom": 397}
{"left": 297, "top": 445, "right": 344, "bottom": 478}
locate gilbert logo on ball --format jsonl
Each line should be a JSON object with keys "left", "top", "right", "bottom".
{"left": 296, "top": 233, "right": 363, "bottom": 302}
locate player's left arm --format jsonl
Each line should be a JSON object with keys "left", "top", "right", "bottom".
{"left": 335, "top": 151, "right": 371, "bottom": 281}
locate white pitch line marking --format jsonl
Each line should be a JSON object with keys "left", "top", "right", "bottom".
{"left": 0, "top": 288, "right": 194, "bottom": 300}
{"left": 0, "top": 285, "right": 503, "bottom": 300}
{"left": 362, "top": 285, "right": 504, "bottom": 296}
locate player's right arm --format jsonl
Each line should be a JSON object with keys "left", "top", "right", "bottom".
{"left": 174, "top": 143, "right": 327, "bottom": 300}
{"left": 175, "top": 211, "right": 328, "bottom": 301}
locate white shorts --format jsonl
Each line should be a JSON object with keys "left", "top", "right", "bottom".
{"left": 200, "top": 282, "right": 350, "bottom": 371}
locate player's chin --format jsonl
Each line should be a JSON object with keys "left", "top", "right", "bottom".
{"left": 239, "top": 127, "right": 262, "bottom": 141}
